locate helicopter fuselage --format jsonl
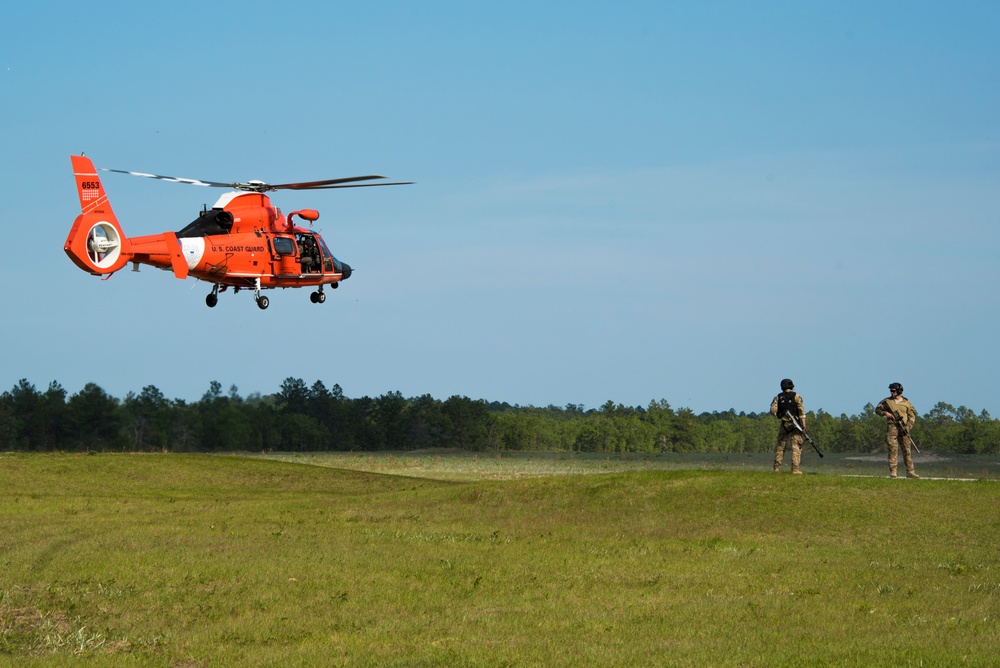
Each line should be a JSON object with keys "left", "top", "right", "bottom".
{"left": 127, "top": 192, "right": 352, "bottom": 291}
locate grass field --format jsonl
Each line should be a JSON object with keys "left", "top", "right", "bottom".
{"left": 1, "top": 452, "right": 998, "bottom": 666}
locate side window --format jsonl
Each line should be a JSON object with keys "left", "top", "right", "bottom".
{"left": 273, "top": 237, "right": 295, "bottom": 255}
{"left": 318, "top": 237, "right": 331, "bottom": 259}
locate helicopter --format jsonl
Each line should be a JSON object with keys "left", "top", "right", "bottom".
{"left": 64, "top": 155, "right": 410, "bottom": 309}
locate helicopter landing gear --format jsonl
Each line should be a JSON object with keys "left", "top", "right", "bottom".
{"left": 253, "top": 278, "right": 268, "bottom": 310}
{"left": 206, "top": 284, "right": 220, "bottom": 308}
{"left": 310, "top": 287, "right": 326, "bottom": 304}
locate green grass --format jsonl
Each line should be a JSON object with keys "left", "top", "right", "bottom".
{"left": 1, "top": 452, "right": 998, "bottom": 666}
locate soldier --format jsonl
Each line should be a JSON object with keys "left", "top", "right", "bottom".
{"left": 770, "top": 379, "right": 805, "bottom": 474}
{"left": 875, "top": 382, "right": 920, "bottom": 478}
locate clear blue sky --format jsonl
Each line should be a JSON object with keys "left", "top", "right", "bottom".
{"left": 2, "top": 1, "right": 998, "bottom": 417}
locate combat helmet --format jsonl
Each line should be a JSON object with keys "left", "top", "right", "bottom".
{"left": 780, "top": 379, "right": 794, "bottom": 391}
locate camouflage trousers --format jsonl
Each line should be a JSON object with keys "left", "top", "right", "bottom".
{"left": 886, "top": 424, "right": 916, "bottom": 476}
{"left": 774, "top": 426, "right": 803, "bottom": 472}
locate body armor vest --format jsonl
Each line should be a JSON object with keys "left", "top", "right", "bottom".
{"left": 776, "top": 392, "right": 800, "bottom": 419}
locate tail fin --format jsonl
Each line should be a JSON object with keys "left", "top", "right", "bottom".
{"left": 65, "top": 155, "right": 131, "bottom": 275}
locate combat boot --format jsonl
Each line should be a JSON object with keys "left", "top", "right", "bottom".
{"left": 907, "top": 470, "right": 920, "bottom": 479}
{"left": 889, "top": 468, "right": 898, "bottom": 479}
{"left": 792, "top": 469, "right": 803, "bottom": 475}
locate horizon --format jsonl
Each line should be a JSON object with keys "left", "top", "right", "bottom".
{"left": 6, "top": 374, "right": 990, "bottom": 420}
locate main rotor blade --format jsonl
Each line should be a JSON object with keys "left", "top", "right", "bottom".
{"left": 101, "top": 167, "right": 412, "bottom": 193}
{"left": 302, "top": 181, "right": 415, "bottom": 190}
{"left": 99, "top": 168, "right": 231, "bottom": 188}
{"left": 268, "top": 175, "right": 389, "bottom": 190}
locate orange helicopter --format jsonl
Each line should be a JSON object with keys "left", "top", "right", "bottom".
{"left": 64, "top": 155, "right": 410, "bottom": 309}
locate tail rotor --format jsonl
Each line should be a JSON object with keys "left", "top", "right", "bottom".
{"left": 85, "top": 222, "right": 122, "bottom": 268}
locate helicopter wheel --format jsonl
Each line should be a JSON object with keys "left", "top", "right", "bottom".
{"left": 318, "top": 291, "right": 326, "bottom": 304}
{"left": 310, "top": 292, "right": 319, "bottom": 304}
{"left": 256, "top": 295, "right": 269, "bottom": 310}
{"left": 206, "top": 293, "right": 218, "bottom": 308}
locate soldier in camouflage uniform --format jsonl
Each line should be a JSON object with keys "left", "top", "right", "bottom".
{"left": 875, "top": 382, "right": 919, "bottom": 478}
{"left": 770, "top": 379, "right": 805, "bottom": 474}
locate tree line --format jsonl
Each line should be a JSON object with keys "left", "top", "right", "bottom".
{"left": 2, "top": 378, "right": 998, "bottom": 454}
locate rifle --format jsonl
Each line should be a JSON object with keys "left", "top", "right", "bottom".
{"left": 890, "top": 409, "right": 920, "bottom": 454}
{"left": 784, "top": 410, "right": 824, "bottom": 457}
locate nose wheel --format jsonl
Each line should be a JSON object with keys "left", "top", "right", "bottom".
{"left": 310, "top": 288, "right": 326, "bottom": 304}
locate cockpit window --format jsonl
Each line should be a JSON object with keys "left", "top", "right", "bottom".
{"left": 273, "top": 237, "right": 295, "bottom": 255}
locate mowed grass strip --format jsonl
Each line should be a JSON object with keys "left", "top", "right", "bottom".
{"left": 0, "top": 453, "right": 997, "bottom": 666}
{"left": 253, "top": 449, "right": 1000, "bottom": 481}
